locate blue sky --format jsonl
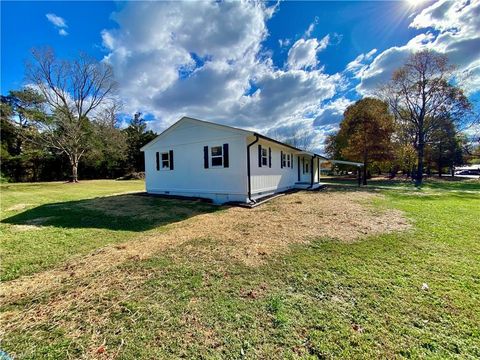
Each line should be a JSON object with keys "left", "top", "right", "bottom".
{"left": 2, "top": 0, "right": 479, "bottom": 149}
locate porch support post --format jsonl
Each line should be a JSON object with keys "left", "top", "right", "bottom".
{"left": 317, "top": 157, "right": 320, "bottom": 182}
{"left": 310, "top": 156, "right": 314, "bottom": 186}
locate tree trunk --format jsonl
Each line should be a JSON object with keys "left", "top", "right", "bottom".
{"left": 415, "top": 134, "right": 425, "bottom": 186}
{"left": 69, "top": 154, "right": 79, "bottom": 183}
{"left": 14, "top": 137, "right": 23, "bottom": 182}
{"left": 363, "top": 139, "right": 368, "bottom": 185}
{"left": 71, "top": 163, "right": 78, "bottom": 182}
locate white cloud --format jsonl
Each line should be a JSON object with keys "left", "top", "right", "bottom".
{"left": 101, "top": 30, "right": 115, "bottom": 49}
{"left": 345, "top": 48, "right": 377, "bottom": 77}
{"left": 46, "top": 13, "right": 68, "bottom": 36}
{"left": 46, "top": 13, "right": 66, "bottom": 28}
{"left": 278, "top": 38, "right": 291, "bottom": 48}
{"left": 265, "top": 96, "right": 353, "bottom": 153}
{"left": 287, "top": 36, "right": 329, "bottom": 70}
{"left": 318, "top": 34, "right": 330, "bottom": 50}
{"left": 304, "top": 16, "right": 319, "bottom": 38}
{"left": 313, "top": 97, "right": 353, "bottom": 128}
{"left": 356, "top": 0, "right": 480, "bottom": 95}
{"left": 101, "top": 0, "right": 342, "bottom": 149}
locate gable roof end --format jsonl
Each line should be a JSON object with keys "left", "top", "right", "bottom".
{"left": 140, "top": 116, "right": 327, "bottom": 159}
{"left": 140, "top": 116, "right": 252, "bottom": 152}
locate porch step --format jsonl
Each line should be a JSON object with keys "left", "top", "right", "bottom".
{"left": 293, "top": 182, "right": 325, "bottom": 190}
{"left": 309, "top": 183, "right": 325, "bottom": 190}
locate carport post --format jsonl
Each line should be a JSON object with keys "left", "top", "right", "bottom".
{"left": 357, "top": 165, "right": 361, "bottom": 186}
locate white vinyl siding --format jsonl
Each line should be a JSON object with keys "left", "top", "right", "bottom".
{"left": 250, "top": 138, "right": 298, "bottom": 197}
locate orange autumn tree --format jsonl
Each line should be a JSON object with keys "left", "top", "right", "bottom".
{"left": 337, "top": 97, "right": 394, "bottom": 184}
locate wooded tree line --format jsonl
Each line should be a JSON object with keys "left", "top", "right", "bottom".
{"left": 1, "top": 48, "right": 157, "bottom": 182}
{"left": 325, "top": 50, "right": 479, "bottom": 185}
{"left": 1, "top": 49, "right": 478, "bottom": 184}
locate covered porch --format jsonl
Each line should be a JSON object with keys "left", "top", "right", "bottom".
{"left": 293, "top": 158, "right": 365, "bottom": 189}
{"left": 293, "top": 152, "right": 325, "bottom": 190}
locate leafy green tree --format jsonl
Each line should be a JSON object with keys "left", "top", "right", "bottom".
{"left": 2, "top": 89, "right": 45, "bottom": 153}
{"left": 424, "top": 117, "right": 462, "bottom": 176}
{"left": 86, "top": 102, "right": 127, "bottom": 178}
{"left": 334, "top": 97, "right": 395, "bottom": 185}
{"left": 1, "top": 89, "right": 47, "bottom": 181}
{"left": 0, "top": 103, "right": 16, "bottom": 181}
{"left": 123, "top": 113, "right": 157, "bottom": 172}
{"left": 324, "top": 132, "right": 347, "bottom": 160}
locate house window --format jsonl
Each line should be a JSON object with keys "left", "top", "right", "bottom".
{"left": 211, "top": 146, "right": 223, "bottom": 167}
{"left": 282, "top": 153, "right": 286, "bottom": 168}
{"left": 161, "top": 152, "right": 170, "bottom": 169}
{"left": 261, "top": 148, "right": 268, "bottom": 166}
{"left": 287, "top": 154, "right": 291, "bottom": 168}
{"left": 305, "top": 162, "right": 309, "bottom": 173}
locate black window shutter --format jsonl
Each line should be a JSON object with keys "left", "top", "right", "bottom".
{"left": 169, "top": 150, "right": 174, "bottom": 170}
{"left": 204, "top": 146, "right": 209, "bottom": 168}
{"left": 281, "top": 151, "right": 283, "bottom": 168}
{"left": 291, "top": 153, "right": 294, "bottom": 168}
{"left": 156, "top": 152, "right": 160, "bottom": 171}
{"left": 297, "top": 156, "right": 300, "bottom": 181}
{"left": 268, "top": 147, "right": 272, "bottom": 168}
{"left": 258, "top": 144, "right": 262, "bottom": 167}
{"left": 223, "top": 143, "right": 229, "bottom": 168}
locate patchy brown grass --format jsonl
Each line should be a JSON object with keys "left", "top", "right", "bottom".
{"left": 1, "top": 190, "right": 409, "bottom": 301}
{"left": 5, "top": 203, "right": 32, "bottom": 212}
{"left": 1, "top": 189, "right": 410, "bottom": 352}
{"left": 11, "top": 216, "right": 56, "bottom": 232}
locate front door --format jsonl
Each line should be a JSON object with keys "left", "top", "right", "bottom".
{"left": 300, "top": 156, "right": 311, "bottom": 183}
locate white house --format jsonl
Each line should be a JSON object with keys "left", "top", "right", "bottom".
{"left": 141, "top": 116, "right": 327, "bottom": 205}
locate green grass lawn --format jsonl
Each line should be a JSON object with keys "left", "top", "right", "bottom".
{"left": 322, "top": 175, "right": 480, "bottom": 192}
{"left": 1, "top": 179, "right": 479, "bottom": 359}
{"left": 0, "top": 180, "right": 218, "bottom": 281}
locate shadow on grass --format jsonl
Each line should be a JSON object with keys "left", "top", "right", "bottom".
{"left": 2, "top": 193, "right": 221, "bottom": 232}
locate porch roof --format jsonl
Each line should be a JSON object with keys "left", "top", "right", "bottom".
{"left": 319, "top": 159, "right": 364, "bottom": 167}
{"left": 254, "top": 133, "right": 328, "bottom": 159}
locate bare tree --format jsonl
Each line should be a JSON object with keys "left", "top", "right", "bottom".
{"left": 26, "top": 47, "right": 116, "bottom": 182}
{"left": 283, "top": 129, "right": 315, "bottom": 151}
{"left": 381, "top": 50, "right": 474, "bottom": 185}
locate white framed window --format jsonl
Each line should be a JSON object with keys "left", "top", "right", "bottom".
{"left": 305, "top": 162, "right": 309, "bottom": 173}
{"left": 287, "top": 154, "right": 291, "bottom": 168}
{"left": 211, "top": 146, "right": 223, "bottom": 167}
{"left": 282, "top": 153, "right": 286, "bottom": 168}
{"left": 161, "top": 152, "right": 170, "bottom": 169}
{"left": 261, "top": 148, "right": 268, "bottom": 166}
